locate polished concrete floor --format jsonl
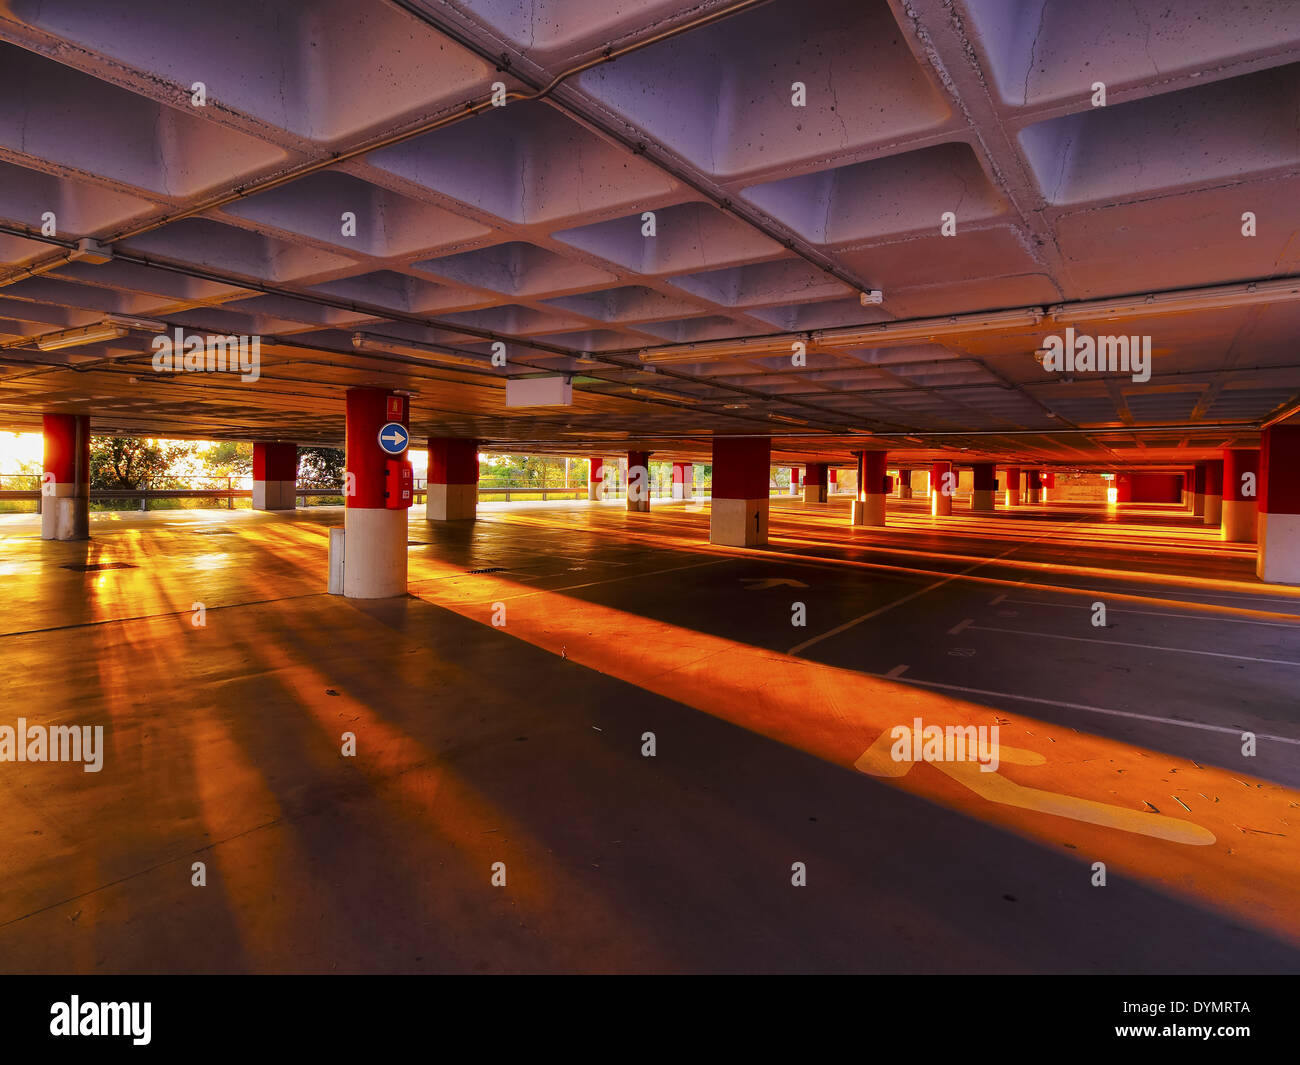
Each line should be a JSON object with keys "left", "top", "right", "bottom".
{"left": 2, "top": 495, "right": 1298, "bottom": 973}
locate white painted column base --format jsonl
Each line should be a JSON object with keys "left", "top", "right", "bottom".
{"left": 1221, "top": 499, "right": 1257, "bottom": 543}
{"left": 932, "top": 493, "right": 953, "bottom": 516}
{"left": 1203, "top": 494, "right": 1223, "bottom": 525}
{"left": 970, "top": 489, "right": 995, "bottom": 513}
{"left": 427, "top": 483, "right": 477, "bottom": 521}
{"left": 41, "top": 483, "right": 89, "bottom": 540}
{"left": 1004, "top": 490, "right": 1022, "bottom": 507}
{"left": 1026, "top": 489, "right": 1042, "bottom": 504}
{"left": 1258, "top": 512, "right": 1300, "bottom": 584}
{"left": 803, "top": 486, "right": 827, "bottom": 504}
{"left": 672, "top": 483, "right": 692, "bottom": 500}
{"left": 253, "top": 479, "right": 296, "bottom": 510}
{"left": 343, "top": 507, "right": 407, "bottom": 598}
{"left": 587, "top": 484, "right": 602, "bottom": 500}
{"left": 710, "top": 497, "right": 768, "bottom": 546}
{"left": 850, "top": 494, "right": 886, "bottom": 526}
{"left": 627, "top": 497, "right": 650, "bottom": 513}
{"left": 898, "top": 485, "right": 912, "bottom": 499}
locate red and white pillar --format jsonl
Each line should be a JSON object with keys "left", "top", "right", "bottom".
{"left": 1258, "top": 426, "right": 1300, "bottom": 584}
{"left": 41, "top": 413, "right": 89, "bottom": 540}
{"left": 427, "top": 438, "right": 478, "bottom": 521}
{"left": 1202, "top": 459, "right": 1223, "bottom": 526}
{"left": 711, "top": 437, "right": 770, "bottom": 546}
{"left": 587, "top": 457, "right": 605, "bottom": 500}
{"left": 627, "top": 450, "right": 651, "bottom": 512}
{"left": 851, "top": 451, "right": 887, "bottom": 526}
{"left": 252, "top": 441, "right": 297, "bottom": 510}
{"left": 788, "top": 467, "right": 799, "bottom": 496}
{"left": 931, "top": 461, "right": 953, "bottom": 516}
{"left": 898, "top": 470, "right": 913, "bottom": 499}
{"left": 1221, "top": 448, "right": 1259, "bottom": 543}
{"left": 971, "top": 462, "right": 996, "bottom": 513}
{"left": 671, "top": 461, "right": 693, "bottom": 501}
{"left": 1041, "top": 470, "right": 1054, "bottom": 502}
{"left": 1191, "top": 463, "right": 1207, "bottom": 516}
{"left": 1025, "top": 469, "right": 1043, "bottom": 504}
{"left": 803, "top": 462, "right": 828, "bottom": 504}
{"left": 1003, "top": 467, "right": 1021, "bottom": 507}
{"left": 342, "top": 388, "right": 408, "bottom": 598}
{"left": 828, "top": 468, "right": 839, "bottom": 496}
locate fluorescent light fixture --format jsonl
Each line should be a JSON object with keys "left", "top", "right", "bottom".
{"left": 627, "top": 386, "right": 692, "bottom": 403}
{"left": 1048, "top": 278, "right": 1300, "bottom": 323}
{"left": 104, "top": 314, "right": 166, "bottom": 331}
{"left": 351, "top": 332, "right": 493, "bottom": 370}
{"left": 35, "top": 322, "right": 129, "bottom": 351}
{"left": 860, "top": 290, "right": 884, "bottom": 305}
{"left": 637, "top": 308, "right": 1045, "bottom": 365}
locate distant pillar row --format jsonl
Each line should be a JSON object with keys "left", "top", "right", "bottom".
{"left": 710, "top": 437, "right": 770, "bottom": 546}
{"left": 42, "top": 413, "right": 90, "bottom": 541}
{"left": 588, "top": 458, "right": 604, "bottom": 501}
{"left": 1222, "top": 448, "right": 1259, "bottom": 543}
{"left": 931, "top": 461, "right": 953, "bottom": 516}
{"left": 252, "top": 441, "right": 297, "bottom": 511}
{"left": 1258, "top": 427, "right": 1300, "bottom": 584}
{"left": 970, "top": 462, "right": 996, "bottom": 513}
{"left": 1192, "top": 463, "right": 1207, "bottom": 516}
{"left": 897, "top": 470, "right": 913, "bottom": 499}
{"left": 851, "top": 451, "right": 887, "bottom": 527}
{"left": 427, "top": 438, "right": 478, "bottom": 521}
{"left": 803, "top": 462, "right": 828, "bottom": 504}
{"left": 1004, "top": 466, "right": 1021, "bottom": 507}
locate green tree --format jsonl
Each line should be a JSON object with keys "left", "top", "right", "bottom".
{"left": 90, "top": 437, "right": 194, "bottom": 490}
{"left": 298, "top": 446, "right": 344, "bottom": 488}
{"left": 201, "top": 441, "right": 252, "bottom": 478}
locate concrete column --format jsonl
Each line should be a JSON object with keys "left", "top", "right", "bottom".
{"left": 710, "top": 437, "right": 770, "bottom": 546}
{"left": 41, "top": 413, "right": 90, "bottom": 540}
{"left": 587, "top": 457, "right": 603, "bottom": 500}
{"left": 427, "top": 438, "right": 478, "bottom": 521}
{"left": 1258, "top": 426, "right": 1300, "bottom": 584}
{"left": 851, "top": 451, "right": 887, "bottom": 526}
{"left": 829, "top": 468, "right": 839, "bottom": 496}
{"left": 803, "top": 462, "right": 828, "bottom": 504}
{"left": 343, "top": 388, "right": 408, "bottom": 598}
{"left": 971, "top": 462, "right": 996, "bottom": 513}
{"left": 898, "top": 470, "right": 913, "bottom": 499}
{"left": 1041, "top": 470, "right": 1054, "bottom": 502}
{"left": 1203, "top": 460, "right": 1224, "bottom": 526}
{"left": 931, "top": 461, "right": 953, "bottom": 516}
{"left": 1221, "top": 448, "right": 1259, "bottom": 543}
{"left": 1116, "top": 473, "right": 1133, "bottom": 503}
{"left": 787, "top": 467, "right": 798, "bottom": 496}
{"left": 252, "top": 441, "right": 297, "bottom": 510}
{"left": 1003, "top": 467, "right": 1021, "bottom": 507}
{"left": 1192, "top": 463, "right": 1206, "bottom": 516}
{"left": 1025, "top": 469, "right": 1042, "bottom": 504}
{"left": 671, "top": 461, "right": 692, "bottom": 501}
{"left": 627, "top": 450, "right": 651, "bottom": 512}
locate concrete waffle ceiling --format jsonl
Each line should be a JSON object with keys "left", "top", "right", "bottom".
{"left": 0, "top": 0, "right": 1298, "bottom": 467}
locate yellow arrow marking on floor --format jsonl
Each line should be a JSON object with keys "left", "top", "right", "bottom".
{"left": 855, "top": 730, "right": 1217, "bottom": 846}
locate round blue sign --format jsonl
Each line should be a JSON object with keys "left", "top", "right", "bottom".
{"left": 377, "top": 422, "right": 409, "bottom": 455}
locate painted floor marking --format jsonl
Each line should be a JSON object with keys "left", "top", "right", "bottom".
{"left": 969, "top": 623, "right": 1300, "bottom": 667}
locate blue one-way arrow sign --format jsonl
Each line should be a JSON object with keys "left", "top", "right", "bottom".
{"left": 377, "top": 422, "right": 409, "bottom": 455}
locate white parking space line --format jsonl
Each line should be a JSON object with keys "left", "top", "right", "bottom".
{"left": 1001, "top": 598, "right": 1300, "bottom": 628}
{"left": 874, "top": 674, "right": 1300, "bottom": 746}
{"left": 969, "top": 624, "right": 1300, "bottom": 667}
{"left": 885, "top": 664, "right": 909, "bottom": 678}
{"left": 947, "top": 617, "right": 973, "bottom": 635}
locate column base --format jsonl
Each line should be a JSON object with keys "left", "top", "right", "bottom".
{"left": 710, "top": 498, "right": 768, "bottom": 546}
{"left": 627, "top": 498, "right": 650, "bottom": 513}
{"left": 1192, "top": 493, "right": 1205, "bottom": 516}
{"left": 898, "top": 486, "right": 913, "bottom": 499}
{"left": 671, "top": 484, "right": 692, "bottom": 501}
{"left": 1258, "top": 513, "right": 1300, "bottom": 584}
{"left": 1025, "top": 489, "right": 1042, "bottom": 504}
{"left": 1004, "top": 490, "right": 1022, "bottom": 507}
{"left": 41, "top": 486, "right": 89, "bottom": 540}
{"left": 971, "top": 489, "right": 995, "bottom": 513}
{"left": 932, "top": 494, "right": 953, "bottom": 516}
{"left": 343, "top": 507, "right": 407, "bottom": 598}
{"left": 803, "top": 486, "right": 827, "bottom": 504}
{"left": 253, "top": 479, "right": 296, "bottom": 510}
{"left": 427, "top": 483, "right": 477, "bottom": 521}
{"left": 850, "top": 495, "right": 886, "bottom": 526}
{"left": 1203, "top": 494, "right": 1223, "bottom": 525}
{"left": 587, "top": 484, "right": 602, "bottom": 500}
{"left": 1221, "top": 499, "right": 1257, "bottom": 543}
